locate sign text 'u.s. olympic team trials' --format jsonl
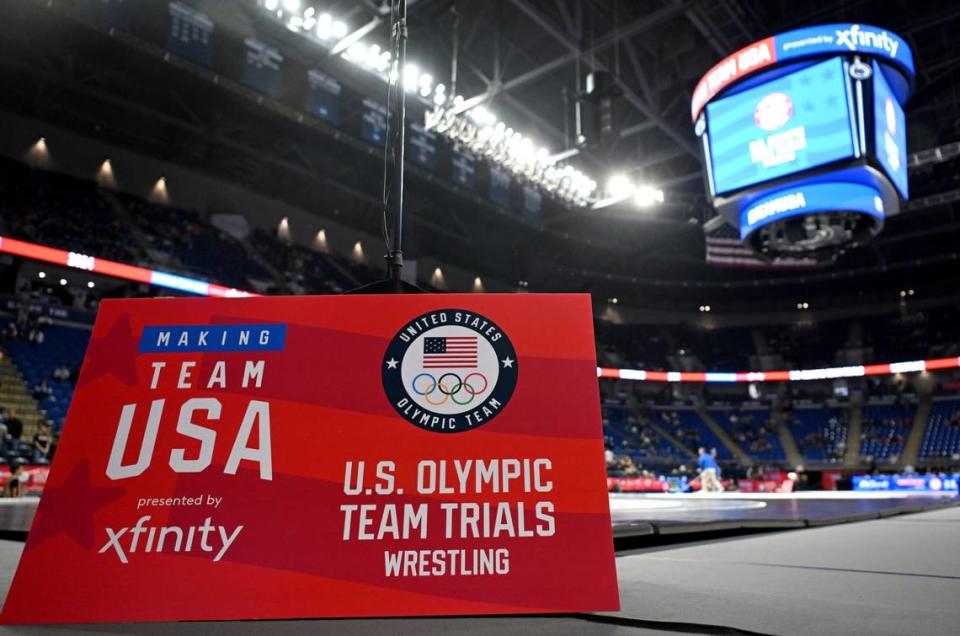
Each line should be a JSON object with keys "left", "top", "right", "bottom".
{"left": 2, "top": 294, "right": 618, "bottom": 624}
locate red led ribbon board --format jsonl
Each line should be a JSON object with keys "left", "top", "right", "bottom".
{"left": 2, "top": 294, "right": 618, "bottom": 624}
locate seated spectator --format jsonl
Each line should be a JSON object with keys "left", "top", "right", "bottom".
{"left": 5, "top": 409, "right": 23, "bottom": 440}
{"left": 53, "top": 365, "right": 70, "bottom": 381}
{"left": 33, "top": 424, "right": 52, "bottom": 462}
{"left": 32, "top": 378, "right": 53, "bottom": 401}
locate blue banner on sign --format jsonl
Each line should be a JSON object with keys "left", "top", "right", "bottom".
{"left": 409, "top": 123, "right": 437, "bottom": 170}
{"left": 522, "top": 186, "right": 542, "bottom": 225}
{"left": 707, "top": 57, "right": 856, "bottom": 196}
{"left": 140, "top": 324, "right": 288, "bottom": 353}
{"left": 167, "top": 2, "right": 214, "bottom": 67}
{"left": 775, "top": 24, "right": 914, "bottom": 88}
{"left": 452, "top": 149, "right": 476, "bottom": 190}
{"left": 853, "top": 474, "right": 959, "bottom": 492}
{"left": 243, "top": 39, "right": 283, "bottom": 98}
{"left": 490, "top": 167, "right": 510, "bottom": 207}
{"left": 739, "top": 181, "right": 884, "bottom": 239}
{"left": 361, "top": 99, "right": 387, "bottom": 145}
{"left": 873, "top": 61, "right": 908, "bottom": 198}
{"left": 306, "top": 69, "right": 340, "bottom": 124}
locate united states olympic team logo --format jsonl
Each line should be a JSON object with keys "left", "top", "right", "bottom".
{"left": 754, "top": 92, "right": 793, "bottom": 131}
{"left": 382, "top": 309, "right": 518, "bottom": 433}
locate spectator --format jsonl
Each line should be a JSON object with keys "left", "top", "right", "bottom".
{"left": 5, "top": 409, "right": 23, "bottom": 440}
{"left": 32, "top": 378, "right": 53, "bottom": 401}
{"left": 33, "top": 424, "right": 52, "bottom": 462}
{"left": 53, "top": 365, "right": 70, "bottom": 381}
{"left": 6, "top": 465, "right": 24, "bottom": 498}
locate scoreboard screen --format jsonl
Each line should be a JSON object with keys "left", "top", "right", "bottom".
{"left": 873, "top": 61, "right": 908, "bottom": 198}
{"left": 706, "top": 57, "right": 857, "bottom": 196}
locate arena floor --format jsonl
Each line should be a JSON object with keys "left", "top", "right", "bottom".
{"left": 0, "top": 491, "right": 956, "bottom": 634}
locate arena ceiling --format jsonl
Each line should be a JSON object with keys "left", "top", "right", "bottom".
{"left": 1, "top": 0, "right": 959, "bottom": 310}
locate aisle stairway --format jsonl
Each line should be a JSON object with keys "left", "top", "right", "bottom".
{"left": 901, "top": 393, "right": 933, "bottom": 466}
{"left": 0, "top": 349, "right": 44, "bottom": 439}
{"left": 843, "top": 404, "right": 864, "bottom": 467}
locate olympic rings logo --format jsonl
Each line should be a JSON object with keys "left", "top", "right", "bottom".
{"left": 410, "top": 372, "right": 488, "bottom": 406}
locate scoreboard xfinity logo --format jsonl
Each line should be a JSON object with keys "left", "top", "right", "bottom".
{"left": 835, "top": 24, "right": 900, "bottom": 57}
{"left": 382, "top": 309, "right": 517, "bottom": 433}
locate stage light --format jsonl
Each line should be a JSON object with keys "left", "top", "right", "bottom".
{"left": 277, "top": 217, "right": 291, "bottom": 242}
{"left": 288, "top": 15, "right": 304, "bottom": 30}
{"left": 303, "top": 6, "right": 314, "bottom": 18}
{"left": 282, "top": 0, "right": 299, "bottom": 12}
{"left": 150, "top": 176, "right": 169, "bottom": 204}
{"left": 473, "top": 276, "right": 484, "bottom": 292}
{"left": 634, "top": 185, "right": 664, "bottom": 207}
{"left": 345, "top": 42, "right": 367, "bottom": 62}
{"left": 27, "top": 136, "right": 50, "bottom": 167}
{"left": 87, "top": 281, "right": 95, "bottom": 288}
{"left": 352, "top": 241, "right": 365, "bottom": 262}
{"left": 908, "top": 289, "right": 915, "bottom": 296}
{"left": 402, "top": 64, "right": 419, "bottom": 92}
{"left": 610, "top": 298, "right": 618, "bottom": 304}
{"left": 316, "top": 13, "right": 332, "bottom": 38}
{"left": 332, "top": 20, "right": 348, "bottom": 39}
{"left": 313, "top": 229, "right": 328, "bottom": 252}
{"left": 38, "top": 272, "right": 46, "bottom": 279}
{"left": 96, "top": 158, "right": 116, "bottom": 188}
{"left": 430, "top": 267, "right": 446, "bottom": 288}
{"left": 264, "top": 0, "right": 278, "bottom": 11}
{"left": 606, "top": 174, "right": 635, "bottom": 199}
{"left": 59, "top": 278, "right": 67, "bottom": 286}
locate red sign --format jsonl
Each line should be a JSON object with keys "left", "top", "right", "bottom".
{"left": 0, "top": 466, "right": 50, "bottom": 495}
{"left": 606, "top": 477, "right": 670, "bottom": 493}
{"left": 691, "top": 36, "right": 776, "bottom": 122}
{"left": 2, "top": 294, "right": 618, "bottom": 624}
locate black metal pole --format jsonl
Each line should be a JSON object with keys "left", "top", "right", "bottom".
{"left": 386, "top": 0, "right": 408, "bottom": 281}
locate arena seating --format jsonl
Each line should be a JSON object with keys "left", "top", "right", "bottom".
{"left": 3, "top": 325, "right": 90, "bottom": 431}
{"left": 860, "top": 403, "right": 914, "bottom": 460}
{"left": 790, "top": 407, "right": 848, "bottom": 462}
{"left": 0, "top": 157, "right": 140, "bottom": 265}
{"left": 712, "top": 409, "right": 785, "bottom": 461}
{"left": 651, "top": 409, "right": 732, "bottom": 459}
{"left": 919, "top": 399, "right": 960, "bottom": 459}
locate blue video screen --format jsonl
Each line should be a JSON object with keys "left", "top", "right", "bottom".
{"left": 873, "top": 62, "right": 908, "bottom": 198}
{"left": 706, "top": 57, "right": 856, "bottom": 196}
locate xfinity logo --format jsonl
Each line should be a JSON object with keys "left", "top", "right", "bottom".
{"left": 835, "top": 24, "right": 899, "bottom": 57}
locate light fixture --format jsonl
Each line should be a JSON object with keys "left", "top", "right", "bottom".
{"left": 634, "top": 185, "right": 664, "bottom": 207}
{"left": 606, "top": 174, "right": 636, "bottom": 199}
{"left": 59, "top": 278, "right": 67, "bottom": 286}
{"left": 87, "top": 281, "right": 95, "bottom": 288}
{"left": 256, "top": 1, "right": 599, "bottom": 207}
{"left": 38, "top": 272, "right": 46, "bottom": 279}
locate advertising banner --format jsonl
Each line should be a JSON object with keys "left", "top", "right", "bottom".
{"left": 2, "top": 294, "right": 618, "bottom": 623}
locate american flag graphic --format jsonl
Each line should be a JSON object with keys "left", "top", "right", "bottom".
{"left": 422, "top": 336, "right": 478, "bottom": 368}
{"left": 705, "top": 223, "right": 817, "bottom": 269}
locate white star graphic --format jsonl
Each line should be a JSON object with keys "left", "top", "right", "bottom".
{"left": 386, "top": 358, "right": 399, "bottom": 369}
{"left": 501, "top": 356, "right": 514, "bottom": 368}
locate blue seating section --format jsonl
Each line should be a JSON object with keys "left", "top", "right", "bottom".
{"left": 919, "top": 400, "right": 960, "bottom": 459}
{"left": 790, "top": 408, "right": 848, "bottom": 462}
{"left": 712, "top": 410, "right": 785, "bottom": 461}
{"left": 860, "top": 404, "right": 914, "bottom": 459}
{"left": 603, "top": 403, "right": 686, "bottom": 463}
{"left": 655, "top": 410, "right": 732, "bottom": 459}
{"left": 4, "top": 326, "right": 91, "bottom": 430}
